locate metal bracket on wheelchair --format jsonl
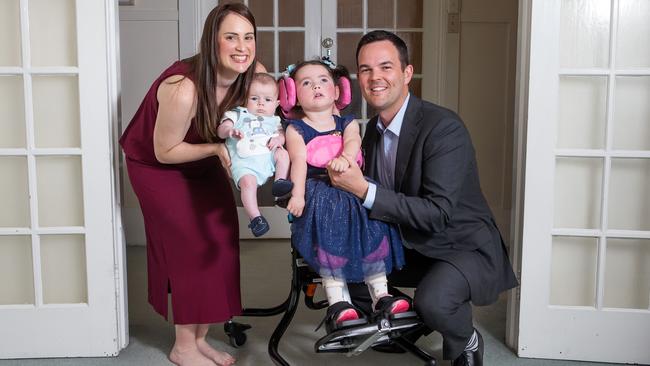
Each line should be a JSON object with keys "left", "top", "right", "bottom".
{"left": 314, "top": 311, "right": 422, "bottom": 356}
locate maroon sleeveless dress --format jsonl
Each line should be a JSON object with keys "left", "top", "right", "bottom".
{"left": 120, "top": 61, "right": 241, "bottom": 324}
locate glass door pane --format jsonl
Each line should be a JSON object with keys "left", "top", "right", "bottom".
{"left": 32, "top": 75, "right": 81, "bottom": 148}
{"left": 616, "top": 0, "right": 650, "bottom": 68}
{"left": 0, "top": 157, "right": 30, "bottom": 228}
{"left": 29, "top": 0, "right": 78, "bottom": 67}
{"left": 0, "top": 236, "right": 34, "bottom": 305}
{"left": 603, "top": 238, "right": 650, "bottom": 309}
{"left": 0, "top": 0, "right": 21, "bottom": 66}
{"left": 612, "top": 76, "right": 650, "bottom": 150}
{"left": 560, "top": 0, "right": 611, "bottom": 68}
{"left": 0, "top": 76, "right": 26, "bottom": 148}
{"left": 40, "top": 235, "right": 87, "bottom": 304}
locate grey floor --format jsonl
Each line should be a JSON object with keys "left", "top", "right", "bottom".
{"left": 1, "top": 240, "right": 625, "bottom": 366}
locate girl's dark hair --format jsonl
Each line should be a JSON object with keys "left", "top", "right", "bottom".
{"left": 288, "top": 59, "right": 351, "bottom": 113}
{"left": 185, "top": 3, "right": 258, "bottom": 142}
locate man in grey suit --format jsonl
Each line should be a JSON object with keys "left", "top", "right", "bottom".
{"left": 328, "top": 30, "right": 518, "bottom": 366}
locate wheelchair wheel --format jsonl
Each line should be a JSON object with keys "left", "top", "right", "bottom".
{"left": 224, "top": 321, "right": 250, "bottom": 348}
{"left": 229, "top": 332, "right": 247, "bottom": 348}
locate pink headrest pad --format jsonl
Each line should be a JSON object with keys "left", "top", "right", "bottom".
{"left": 278, "top": 76, "right": 296, "bottom": 118}
{"left": 277, "top": 74, "right": 352, "bottom": 118}
{"left": 335, "top": 76, "right": 352, "bottom": 110}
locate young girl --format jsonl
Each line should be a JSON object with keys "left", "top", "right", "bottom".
{"left": 282, "top": 60, "right": 409, "bottom": 331}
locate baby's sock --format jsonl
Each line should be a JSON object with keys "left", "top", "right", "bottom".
{"left": 365, "top": 273, "right": 389, "bottom": 309}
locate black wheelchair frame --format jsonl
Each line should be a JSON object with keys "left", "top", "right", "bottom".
{"left": 224, "top": 248, "right": 437, "bottom": 365}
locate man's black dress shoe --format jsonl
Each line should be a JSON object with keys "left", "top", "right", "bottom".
{"left": 453, "top": 330, "right": 484, "bottom": 366}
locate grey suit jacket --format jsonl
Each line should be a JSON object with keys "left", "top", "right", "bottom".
{"left": 363, "top": 96, "right": 517, "bottom": 305}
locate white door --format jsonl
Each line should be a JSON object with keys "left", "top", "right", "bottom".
{"left": 0, "top": 0, "right": 125, "bottom": 358}
{"left": 518, "top": 0, "right": 650, "bottom": 363}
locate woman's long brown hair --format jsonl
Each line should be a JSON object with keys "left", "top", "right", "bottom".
{"left": 186, "top": 3, "right": 258, "bottom": 142}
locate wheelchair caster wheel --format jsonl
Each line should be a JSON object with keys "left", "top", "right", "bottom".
{"left": 229, "top": 332, "right": 247, "bottom": 348}
{"left": 224, "top": 321, "right": 251, "bottom": 348}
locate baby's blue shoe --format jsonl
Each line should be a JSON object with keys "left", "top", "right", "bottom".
{"left": 248, "top": 216, "right": 269, "bottom": 237}
{"left": 271, "top": 179, "right": 293, "bottom": 197}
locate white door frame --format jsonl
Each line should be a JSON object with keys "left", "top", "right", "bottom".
{"left": 427, "top": 0, "right": 458, "bottom": 109}
{"left": 108, "top": 0, "right": 129, "bottom": 352}
{"left": 505, "top": 0, "right": 532, "bottom": 352}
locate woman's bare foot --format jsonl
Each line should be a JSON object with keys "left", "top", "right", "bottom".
{"left": 168, "top": 346, "right": 216, "bottom": 366}
{"left": 196, "top": 338, "right": 236, "bottom": 366}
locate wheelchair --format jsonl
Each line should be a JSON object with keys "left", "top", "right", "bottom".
{"left": 224, "top": 245, "right": 437, "bottom": 365}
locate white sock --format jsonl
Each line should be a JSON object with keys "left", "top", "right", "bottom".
{"left": 321, "top": 276, "right": 348, "bottom": 305}
{"left": 341, "top": 281, "right": 352, "bottom": 303}
{"left": 365, "top": 273, "right": 389, "bottom": 308}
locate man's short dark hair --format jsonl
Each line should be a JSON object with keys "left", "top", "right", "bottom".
{"left": 356, "top": 30, "right": 409, "bottom": 70}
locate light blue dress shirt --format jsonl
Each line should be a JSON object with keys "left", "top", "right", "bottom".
{"left": 363, "top": 93, "right": 411, "bottom": 209}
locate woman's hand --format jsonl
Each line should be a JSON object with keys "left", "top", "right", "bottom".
{"left": 287, "top": 195, "right": 305, "bottom": 217}
{"left": 328, "top": 156, "right": 351, "bottom": 172}
{"left": 214, "top": 143, "right": 232, "bottom": 175}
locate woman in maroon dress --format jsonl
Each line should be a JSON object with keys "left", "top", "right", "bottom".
{"left": 120, "top": 4, "right": 263, "bottom": 366}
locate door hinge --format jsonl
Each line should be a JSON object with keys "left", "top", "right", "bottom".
{"left": 448, "top": 13, "right": 460, "bottom": 33}
{"left": 447, "top": 0, "right": 461, "bottom": 34}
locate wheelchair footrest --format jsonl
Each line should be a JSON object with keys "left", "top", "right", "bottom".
{"left": 314, "top": 311, "right": 421, "bottom": 355}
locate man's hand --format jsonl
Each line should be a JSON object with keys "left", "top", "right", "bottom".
{"left": 328, "top": 157, "right": 369, "bottom": 200}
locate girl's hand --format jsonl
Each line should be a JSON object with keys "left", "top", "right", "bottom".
{"left": 214, "top": 143, "right": 232, "bottom": 177}
{"left": 267, "top": 136, "right": 283, "bottom": 150}
{"left": 328, "top": 156, "right": 351, "bottom": 173}
{"left": 287, "top": 196, "right": 305, "bottom": 217}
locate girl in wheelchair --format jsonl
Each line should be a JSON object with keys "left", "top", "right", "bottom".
{"left": 281, "top": 59, "right": 410, "bottom": 332}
